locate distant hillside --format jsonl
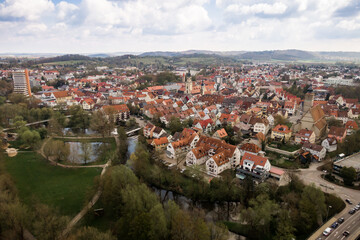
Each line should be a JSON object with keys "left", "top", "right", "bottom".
{"left": 238, "top": 50, "right": 316, "bottom": 61}
{"left": 36, "top": 54, "right": 91, "bottom": 64}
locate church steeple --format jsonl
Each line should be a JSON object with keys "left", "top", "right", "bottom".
{"left": 185, "top": 77, "right": 192, "bottom": 94}
{"left": 201, "top": 79, "right": 205, "bottom": 95}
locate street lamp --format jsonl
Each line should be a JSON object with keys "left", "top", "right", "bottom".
{"left": 326, "top": 205, "right": 332, "bottom": 222}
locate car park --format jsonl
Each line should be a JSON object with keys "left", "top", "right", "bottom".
{"left": 337, "top": 217, "right": 344, "bottom": 224}
{"left": 323, "top": 227, "right": 332, "bottom": 236}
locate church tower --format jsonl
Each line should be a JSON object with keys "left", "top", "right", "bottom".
{"left": 185, "top": 77, "right": 192, "bottom": 94}
{"left": 201, "top": 80, "right": 205, "bottom": 95}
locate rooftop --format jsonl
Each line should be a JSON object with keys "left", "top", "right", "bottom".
{"left": 334, "top": 152, "right": 360, "bottom": 171}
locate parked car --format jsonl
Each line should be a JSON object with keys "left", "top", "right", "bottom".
{"left": 331, "top": 222, "right": 339, "bottom": 229}
{"left": 343, "top": 231, "right": 350, "bottom": 237}
{"left": 345, "top": 199, "right": 352, "bottom": 204}
{"left": 349, "top": 209, "right": 355, "bottom": 215}
{"left": 337, "top": 217, "right": 345, "bottom": 224}
{"left": 323, "top": 227, "right": 332, "bottom": 236}
{"left": 354, "top": 205, "right": 360, "bottom": 211}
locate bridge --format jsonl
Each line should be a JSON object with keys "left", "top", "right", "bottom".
{"left": 2, "top": 115, "right": 72, "bottom": 132}
{"left": 126, "top": 128, "right": 141, "bottom": 136}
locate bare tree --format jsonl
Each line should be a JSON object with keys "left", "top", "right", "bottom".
{"left": 81, "top": 142, "right": 92, "bottom": 165}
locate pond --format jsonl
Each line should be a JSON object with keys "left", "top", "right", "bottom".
{"left": 62, "top": 128, "right": 97, "bottom": 135}
{"left": 66, "top": 141, "right": 110, "bottom": 164}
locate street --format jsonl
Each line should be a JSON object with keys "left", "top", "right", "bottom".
{"left": 314, "top": 208, "right": 360, "bottom": 240}
{"left": 298, "top": 163, "right": 360, "bottom": 240}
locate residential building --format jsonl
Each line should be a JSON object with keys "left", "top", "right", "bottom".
{"left": 328, "top": 126, "right": 347, "bottom": 143}
{"left": 166, "top": 128, "right": 199, "bottom": 159}
{"left": 253, "top": 118, "right": 270, "bottom": 135}
{"left": 271, "top": 124, "right": 292, "bottom": 142}
{"left": 345, "top": 120, "right": 358, "bottom": 135}
{"left": 213, "top": 128, "right": 228, "bottom": 139}
{"left": 239, "top": 143, "right": 261, "bottom": 156}
{"left": 102, "top": 104, "right": 130, "bottom": 121}
{"left": 151, "top": 137, "right": 169, "bottom": 150}
{"left": 295, "top": 129, "right": 315, "bottom": 144}
{"left": 321, "top": 137, "right": 338, "bottom": 152}
{"left": 237, "top": 152, "right": 271, "bottom": 181}
{"left": 13, "top": 69, "right": 32, "bottom": 96}
{"left": 302, "top": 143, "right": 326, "bottom": 161}
{"left": 185, "top": 135, "right": 240, "bottom": 175}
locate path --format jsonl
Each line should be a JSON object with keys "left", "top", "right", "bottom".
{"left": 38, "top": 136, "right": 116, "bottom": 238}
{"left": 3, "top": 115, "right": 72, "bottom": 132}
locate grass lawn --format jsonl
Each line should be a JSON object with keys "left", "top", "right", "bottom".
{"left": 4, "top": 152, "right": 101, "bottom": 216}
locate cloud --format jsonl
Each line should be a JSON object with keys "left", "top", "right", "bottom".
{"left": 334, "top": 0, "right": 360, "bottom": 17}
{"left": 0, "top": 0, "right": 54, "bottom": 21}
{"left": 225, "top": 2, "right": 288, "bottom": 15}
{"left": 0, "top": 0, "right": 360, "bottom": 52}
{"left": 57, "top": 1, "right": 79, "bottom": 20}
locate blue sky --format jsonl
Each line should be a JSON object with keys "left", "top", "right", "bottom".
{"left": 0, "top": 0, "right": 360, "bottom": 53}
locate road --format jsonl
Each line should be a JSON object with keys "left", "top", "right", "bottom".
{"left": 297, "top": 163, "right": 360, "bottom": 202}
{"left": 314, "top": 208, "right": 360, "bottom": 240}
{"left": 297, "top": 163, "right": 360, "bottom": 240}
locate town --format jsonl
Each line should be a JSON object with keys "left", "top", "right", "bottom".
{"left": 0, "top": 54, "right": 360, "bottom": 240}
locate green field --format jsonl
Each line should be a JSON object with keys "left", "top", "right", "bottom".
{"left": 42, "top": 60, "right": 87, "bottom": 66}
{"left": 4, "top": 152, "right": 101, "bottom": 216}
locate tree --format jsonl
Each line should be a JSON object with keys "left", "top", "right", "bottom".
{"left": 31, "top": 204, "right": 70, "bottom": 240}
{"left": 20, "top": 129, "right": 41, "bottom": 149}
{"left": 340, "top": 166, "right": 356, "bottom": 186}
{"left": 66, "top": 227, "right": 115, "bottom": 240}
{"left": 274, "top": 210, "right": 295, "bottom": 240}
{"left": 48, "top": 112, "right": 66, "bottom": 136}
{"left": 90, "top": 110, "right": 116, "bottom": 138}
{"left": 81, "top": 142, "right": 92, "bottom": 165}
{"left": 43, "top": 140, "right": 70, "bottom": 163}
{"left": 299, "top": 184, "right": 326, "bottom": 230}
{"left": 114, "top": 127, "right": 128, "bottom": 165}
{"left": 327, "top": 118, "right": 343, "bottom": 127}
{"left": 68, "top": 106, "right": 90, "bottom": 133}
{"left": 168, "top": 116, "right": 183, "bottom": 134}
{"left": 126, "top": 118, "right": 137, "bottom": 129}
{"left": 240, "top": 194, "right": 279, "bottom": 238}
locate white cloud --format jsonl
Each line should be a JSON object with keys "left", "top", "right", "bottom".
{"left": 0, "top": 0, "right": 54, "bottom": 21}
{"left": 57, "top": 1, "right": 78, "bottom": 20}
{"left": 225, "top": 2, "right": 288, "bottom": 15}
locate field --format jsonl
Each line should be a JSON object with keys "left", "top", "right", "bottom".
{"left": 4, "top": 152, "right": 101, "bottom": 216}
{"left": 41, "top": 60, "right": 87, "bottom": 66}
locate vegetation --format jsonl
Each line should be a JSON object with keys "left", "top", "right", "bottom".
{"left": 92, "top": 165, "right": 229, "bottom": 240}
{"left": 114, "top": 127, "right": 128, "bottom": 165}
{"left": 340, "top": 166, "right": 357, "bottom": 186}
{"left": 283, "top": 83, "right": 311, "bottom": 99}
{"left": 3, "top": 152, "right": 101, "bottom": 216}
{"left": 90, "top": 109, "right": 116, "bottom": 138}
{"left": 0, "top": 152, "right": 113, "bottom": 240}
{"left": 68, "top": 105, "right": 91, "bottom": 133}
{"left": 334, "top": 86, "right": 360, "bottom": 100}
{"left": 130, "top": 141, "right": 344, "bottom": 239}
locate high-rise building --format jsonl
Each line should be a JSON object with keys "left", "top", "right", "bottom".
{"left": 13, "top": 69, "right": 32, "bottom": 96}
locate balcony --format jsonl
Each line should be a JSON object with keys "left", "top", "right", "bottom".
{"left": 236, "top": 167, "right": 269, "bottom": 180}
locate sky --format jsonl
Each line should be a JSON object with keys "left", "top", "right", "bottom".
{"left": 0, "top": 0, "right": 360, "bottom": 53}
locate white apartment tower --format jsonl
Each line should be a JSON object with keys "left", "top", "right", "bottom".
{"left": 13, "top": 69, "right": 32, "bottom": 96}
